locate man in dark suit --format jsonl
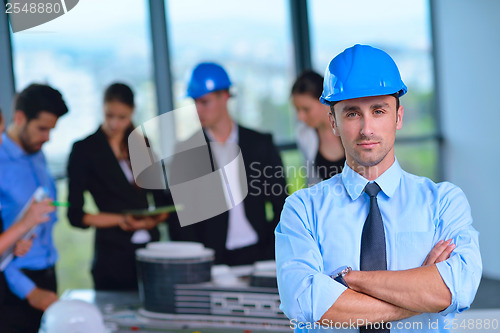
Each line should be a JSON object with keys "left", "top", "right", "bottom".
{"left": 168, "top": 62, "right": 287, "bottom": 266}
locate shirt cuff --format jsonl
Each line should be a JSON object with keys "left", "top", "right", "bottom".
{"left": 297, "top": 272, "right": 348, "bottom": 322}
{"left": 4, "top": 266, "right": 37, "bottom": 299}
{"left": 436, "top": 260, "right": 458, "bottom": 316}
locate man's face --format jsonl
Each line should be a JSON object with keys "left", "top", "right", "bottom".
{"left": 19, "top": 111, "right": 58, "bottom": 153}
{"left": 194, "top": 91, "right": 228, "bottom": 128}
{"left": 330, "top": 95, "right": 403, "bottom": 170}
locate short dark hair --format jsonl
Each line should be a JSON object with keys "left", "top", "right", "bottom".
{"left": 15, "top": 84, "right": 68, "bottom": 121}
{"left": 291, "top": 70, "right": 324, "bottom": 99}
{"left": 104, "top": 83, "right": 134, "bottom": 108}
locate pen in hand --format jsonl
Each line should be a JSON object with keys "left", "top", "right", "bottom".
{"left": 51, "top": 201, "right": 71, "bottom": 207}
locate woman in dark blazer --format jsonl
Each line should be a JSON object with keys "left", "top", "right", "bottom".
{"left": 66, "top": 83, "right": 167, "bottom": 291}
{"left": 291, "top": 71, "right": 345, "bottom": 185}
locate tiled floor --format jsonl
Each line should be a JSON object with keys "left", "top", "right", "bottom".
{"left": 471, "top": 277, "right": 500, "bottom": 309}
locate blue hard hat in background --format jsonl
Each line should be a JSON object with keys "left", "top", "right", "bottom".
{"left": 320, "top": 44, "right": 407, "bottom": 105}
{"left": 187, "top": 62, "right": 232, "bottom": 99}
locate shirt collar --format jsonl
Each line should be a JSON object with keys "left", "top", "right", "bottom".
{"left": 341, "top": 158, "right": 402, "bottom": 200}
{"left": 1, "top": 132, "right": 27, "bottom": 159}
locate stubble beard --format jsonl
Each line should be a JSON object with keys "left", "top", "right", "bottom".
{"left": 19, "top": 126, "right": 40, "bottom": 154}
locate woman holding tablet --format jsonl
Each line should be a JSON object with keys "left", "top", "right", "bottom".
{"left": 67, "top": 83, "right": 168, "bottom": 291}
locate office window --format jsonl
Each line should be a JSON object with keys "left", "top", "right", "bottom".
{"left": 309, "top": 0, "right": 438, "bottom": 179}
{"left": 11, "top": 0, "right": 156, "bottom": 176}
{"left": 10, "top": 0, "right": 155, "bottom": 291}
{"left": 166, "top": 0, "right": 295, "bottom": 144}
{"left": 395, "top": 141, "right": 438, "bottom": 178}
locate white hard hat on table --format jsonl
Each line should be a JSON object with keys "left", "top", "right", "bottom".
{"left": 38, "top": 299, "right": 107, "bottom": 333}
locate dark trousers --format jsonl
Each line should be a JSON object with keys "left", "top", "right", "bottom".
{"left": 92, "top": 268, "right": 139, "bottom": 291}
{"left": 223, "top": 243, "right": 261, "bottom": 266}
{"left": 0, "top": 267, "right": 57, "bottom": 333}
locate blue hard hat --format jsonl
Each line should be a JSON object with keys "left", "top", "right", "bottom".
{"left": 320, "top": 44, "right": 407, "bottom": 105}
{"left": 187, "top": 62, "right": 232, "bottom": 99}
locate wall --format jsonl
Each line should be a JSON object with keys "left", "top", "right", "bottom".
{"left": 433, "top": 0, "right": 500, "bottom": 278}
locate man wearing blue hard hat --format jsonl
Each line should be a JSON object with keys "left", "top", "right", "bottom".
{"left": 169, "top": 62, "right": 287, "bottom": 266}
{"left": 276, "top": 45, "right": 481, "bottom": 332}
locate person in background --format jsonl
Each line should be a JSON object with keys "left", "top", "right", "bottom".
{"left": 0, "top": 84, "right": 69, "bottom": 333}
{"left": 292, "top": 70, "right": 345, "bottom": 186}
{"left": 67, "top": 83, "right": 167, "bottom": 291}
{"left": 0, "top": 108, "right": 55, "bottom": 308}
{"left": 0, "top": 109, "right": 54, "bottom": 257}
{"left": 169, "top": 62, "right": 287, "bottom": 266}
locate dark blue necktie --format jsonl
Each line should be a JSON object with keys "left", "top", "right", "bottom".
{"left": 360, "top": 182, "right": 390, "bottom": 332}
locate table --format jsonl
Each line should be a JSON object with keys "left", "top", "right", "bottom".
{"left": 62, "top": 289, "right": 291, "bottom": 333}
{"left": 62, "top": 289, "right": 500, "bottom": 332}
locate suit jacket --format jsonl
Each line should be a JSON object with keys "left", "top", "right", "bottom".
{"left": 67, "top": 127, "right": 165, "bottom": 290}
{"left": 168, "top": 125, "right": 287, "bottom": 265}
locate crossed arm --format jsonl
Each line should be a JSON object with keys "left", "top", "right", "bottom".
{"left": 320, "top": 240, "right": 455, "bottom": 325}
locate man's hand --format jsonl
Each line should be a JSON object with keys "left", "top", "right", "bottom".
{"left": 26, "top": 287, "right": 58, "bottom": 311}
{"left": 13, "top": 236, "right": 35, "bottom": 257}
{"left": 344, "top": 239, "right": 455, "bottom": 313}
{"left": 422, "top": 239, "right": 455, "bottom": 266}
{"left": 20, "top": 199, "right": 55, "bottom": 230}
